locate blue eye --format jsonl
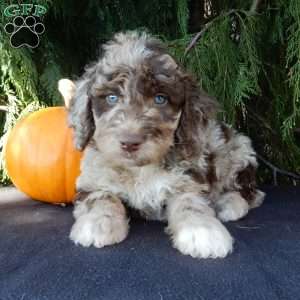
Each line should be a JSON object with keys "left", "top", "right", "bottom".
{"left": 106, "top": 94, "right": 119, "bottom": 105}
{"left": 154, "top": 94, "right": 168, "bottom": 105}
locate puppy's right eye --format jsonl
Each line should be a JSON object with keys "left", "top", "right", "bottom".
{"left": 154, "top": 94, "right": 168, "bottom": 106}
{"left": 106, "top": 94, "right": 119, "bottom": 105}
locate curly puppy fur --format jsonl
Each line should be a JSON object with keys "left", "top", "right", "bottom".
{"left": 61, "top": 31, "right": 265, "bottom": 258}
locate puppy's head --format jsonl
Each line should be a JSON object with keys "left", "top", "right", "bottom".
{"left": 61, "top": 31, "right": 217, "bottom": 167}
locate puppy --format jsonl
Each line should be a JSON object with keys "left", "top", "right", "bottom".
{"left": 59, "top": 31, "right": 265, "bottom": 258}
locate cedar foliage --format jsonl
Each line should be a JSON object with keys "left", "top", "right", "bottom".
{"left": 0, "top": 0, "right": 299, "bottom": 185}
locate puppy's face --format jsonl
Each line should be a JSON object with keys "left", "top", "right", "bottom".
{"left": 90, "top": 56, "right": 185, "bottom": 167}
{"left": 65, "top": 32, "right": 218, "bottom": 166}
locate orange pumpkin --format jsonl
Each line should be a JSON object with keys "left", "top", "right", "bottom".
{"left": 5, "top": 107, "right": 82, "bottom": 204}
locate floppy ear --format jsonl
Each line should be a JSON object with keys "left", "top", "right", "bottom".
{"left": 62, "top": 65, "right": 97, "bottom": 151}
{"left": 175, "top": 76, "right": 218, "bottom": 158}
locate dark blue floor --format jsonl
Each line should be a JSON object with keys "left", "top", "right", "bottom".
{"left": 0, "top": 187, "right": 299, "bottom": 300}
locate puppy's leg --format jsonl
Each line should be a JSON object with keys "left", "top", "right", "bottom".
{"left": 70, "top": 191, "right": 129, "bottom": 248}
{"left": 166, "top": 193, "right": 233, "bottom": 258}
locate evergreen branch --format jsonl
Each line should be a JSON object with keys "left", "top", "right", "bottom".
{"left": 176, "top": 0, "right": 189, "bottom": 36}
{"left": 257, "top": 154, "right": 300, "bottom": 185}
{"left": 185, "top": 1, "right": 262, "bottom": 56}
{"left": 283, "top": 0, "right": 300, "bottom": 140}
{"left": 184, "top": 9, "right": 238, "bottom": 55}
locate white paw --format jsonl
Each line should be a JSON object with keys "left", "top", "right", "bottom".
{"left": 217, "top": 192, "right": 249, "bottom": 222}
{"left": 70, "top": 214, "right": 129, "bottom": 248}
{"left": 170, "top": 215, "right": 233, "bottom": 258}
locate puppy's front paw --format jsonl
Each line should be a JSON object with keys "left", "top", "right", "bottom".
{"left": 169, "top": 216, "right": 233, "bottom": 258}
{"left": 70, "top": 214, "right": 129, "bottom": 248}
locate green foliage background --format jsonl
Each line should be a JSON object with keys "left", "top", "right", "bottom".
{"left": 0, "top": 0, "right": 299, "bottom": 185}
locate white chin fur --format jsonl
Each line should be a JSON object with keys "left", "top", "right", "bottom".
{"left": 168, "top": 215, "right": 233, "bottom": 259}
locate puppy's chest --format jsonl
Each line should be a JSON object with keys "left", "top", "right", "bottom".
{"left": 111, "top": 166, "right": 176, "bottom": 220}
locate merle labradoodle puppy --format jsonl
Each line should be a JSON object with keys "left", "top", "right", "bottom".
{"left": 59, "top": 31, "right": 265, "bottom": 259}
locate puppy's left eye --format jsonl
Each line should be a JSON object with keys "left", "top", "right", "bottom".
{"left": 106, "top": 94, "right": 119, "bottom": 105}
{"left": 154, "top": 94, "right": 168, "bottom": 105}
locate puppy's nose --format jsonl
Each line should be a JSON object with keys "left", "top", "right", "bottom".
{"left": 121, "top": 142, "right": 140, "bottom": 152}
{"left": 120, "top": 134, "right": 144, "bottom": 153}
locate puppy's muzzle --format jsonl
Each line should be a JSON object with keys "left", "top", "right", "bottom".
{"left": 120, "top": 133, "right": 145, "bottom": 153}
